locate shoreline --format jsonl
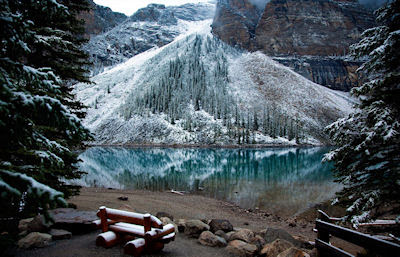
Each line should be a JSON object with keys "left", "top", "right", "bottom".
{"left": 68, "top": 187, "right": 343, "bottom": 235}
{"left": 81, "top": 143, "right": 330, "bottom": 149}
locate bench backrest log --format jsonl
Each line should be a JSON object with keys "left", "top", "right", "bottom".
{"left": 97, "top": 206, "right": 163, "bottom": 233}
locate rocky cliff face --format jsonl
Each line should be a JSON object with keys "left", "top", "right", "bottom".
{"left": 212, "top": 0, "right": 375, "bottom": 90}
{"left": 130, "top": 4, "right": 177, "bottom": 25}
{"left": 254, "top": 0, "right": 374, "bottom": 56}
{"left": 273, "top": 56, "right": 361, "bottom": 91}
{"left": 78, "top": 0, "right": 127, "bottom": 38}
{"left": 84, "top": 3, "right": 216, "bottom": 75}
{"left": 212, "top": 0, "right": 261, "bottom": 49}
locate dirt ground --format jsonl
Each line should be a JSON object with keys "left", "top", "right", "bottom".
{"left": 11, "top": 232, "right": 231, "bottom": 257}
{"left": 69, "top": 187, "right": 318, "bottom": 238}
{"left": 7, "top": 187, "right": 361, "bottom": 257}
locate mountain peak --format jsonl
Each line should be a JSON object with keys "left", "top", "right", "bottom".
{"left": 85, "top": 2, "right": 216, "bottom": 75}
{"left": 76, "top": 22, "right": 353, "bottom": 146}
{"left": 130, "top": 4, "right": 177, "bottom": 25}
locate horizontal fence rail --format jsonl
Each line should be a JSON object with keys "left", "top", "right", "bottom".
{"left": 315, "top": 219, "right": 400, "bottom": 257}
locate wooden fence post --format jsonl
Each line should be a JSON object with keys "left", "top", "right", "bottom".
{"left": 317, "top": 225, "right": 330, "bottom": 243}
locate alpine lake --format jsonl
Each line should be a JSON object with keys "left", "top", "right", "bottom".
{"left": 76, "top": 147, "right": 340, "bottom": 217}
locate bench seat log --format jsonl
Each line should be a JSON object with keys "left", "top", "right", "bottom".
{"left": 144, "top": 224, "right": 175, "bottom": 241}
{"left": 124, "top": 238, "right": 145, "bottom": 257}
{"left": 124, "top": 238, "right": 165, "bottom": 257}
{"left": 160, "top": 232, "right": 175, "bottom": 243}
{"left": 96, "top": 231, "right": 120, "bottom": 248}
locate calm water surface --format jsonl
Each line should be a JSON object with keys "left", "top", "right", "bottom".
{"left": 76, "top": 147, "right": 340, "bottom": 216}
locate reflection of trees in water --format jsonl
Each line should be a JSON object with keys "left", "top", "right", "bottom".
{"left": 77, "top": 147, "right": 336, "bottom": 215}
{"left": 79, "top": 147, "right": 333, "bottom": 189}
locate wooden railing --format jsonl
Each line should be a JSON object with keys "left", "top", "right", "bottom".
{"left": 315, "top": 219, "right": 400, "bottom": 257}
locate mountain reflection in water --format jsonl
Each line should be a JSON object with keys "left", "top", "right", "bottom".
{"left": 75, "top": 147, "right": 340, "bottom": 216}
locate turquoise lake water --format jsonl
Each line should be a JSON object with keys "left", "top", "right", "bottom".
{"left": 76, "top": 147, "right": 340, "bottom": 216}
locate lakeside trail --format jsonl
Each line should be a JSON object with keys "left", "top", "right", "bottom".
{"left": 11, "top": 187, "right": 354, "bottom": 257}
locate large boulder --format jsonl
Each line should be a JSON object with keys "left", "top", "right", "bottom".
{"left": 230, "top": 229, "right": 255, "bottom": 243}
{"left": 18, "top": 232, "right": 52, "bottom": 249}
{"left": 156, "top": 212, "right": 174, "bottom": 221}
{"left": 226, "top": 240, "right": 258, "bottom": 257}
{"left": 277, "top": 247, "right": 310, "bottom": 257}
{"left": 49, "top": 229, "right": 72, "bottom": 240}
{"left": 260, "top": 239, "right": 293, "bottom": 257}
{"left": 215, "top": 230, "right": 229, "bottom": 241}
{"left": 292, "top": 235, "right": 314, "bottom": 250}
{"left": 184, "top": 220, "right": 210, "bottom": 238}
{"left": 176, "top": 219, "right": 186, "bottom": 233}
{"left": 198, "top": 231, "right": 227, "bottom": 247}
{"left": 226, "top": 231, "right": 236, "bottom": 241}
{"left": 18, "top": 215, "right": 50, "bottom": 234}
{"left": 260, "top": 228, "right": 300, "bottom": 247}
{"left": 209, "top": 219, "right": 233, "bottom": 233}
{"left": 49, "top": 208, "right": 97, "bottom": 234}
{"left": 250, "top": 235, "right": 266, "bottom": 252}
{"left": 160, "top": 217, "right": 178, "bottom": 232}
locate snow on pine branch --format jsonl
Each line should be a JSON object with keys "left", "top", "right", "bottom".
{"left": 351, "top": 26, "right": 387, "bottom": 59}
{"left": 0, "top": 169, "right": 66, "bottom": 206}
{"left": 34, "top": 150, "right": 64, "bottom": 167}
{"left": 34, "top": 132, "right": 70, "bottom": 154}
{"left": 13, "top": 92, "right": 82, "bottom": 129}
{"left": 22, "top": 65, "right": 62, "bottom": 89}
{"left": 0, "top": 176, "right": 21, "bottom": 196}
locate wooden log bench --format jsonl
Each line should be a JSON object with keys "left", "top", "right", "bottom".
{"left": 93, "top": 206, "right": 175, "bottom": 257}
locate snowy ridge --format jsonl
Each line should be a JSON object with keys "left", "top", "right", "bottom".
{"left": 75, "top": 20, "right": 353, "bottom": 146}
{"left": 85, "top": 3, "right": 216, "bottom": 75}
{"left": 228, "top": 52, "right": 353, "bottom": 140}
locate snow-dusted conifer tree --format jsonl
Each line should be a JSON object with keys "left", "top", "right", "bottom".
{"left": 0, "top": 0, "right": 91, "bottom": 219}
{"left": 325, "top": 1, "right": 400, "bottom": 224}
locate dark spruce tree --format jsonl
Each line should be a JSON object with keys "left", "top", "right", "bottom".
{"left": 325, "top": 1, "right": 400, "bottom": 224}
{"left": 0, "top": 0, "right": 91, "bottom": 219}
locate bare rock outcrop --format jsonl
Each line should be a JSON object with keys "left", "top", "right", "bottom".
{"left": 212, "top": 0, "right": 375, "bottom": 91}
{"left": 254, "top": 0, "right": 374, "bottom": 56}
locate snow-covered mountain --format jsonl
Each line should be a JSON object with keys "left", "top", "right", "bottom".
{"left": 74, "top": 19, "right": 353, "bottom": 146}
{"left": 85, "top": 3, "right": 216, "bottom": 75}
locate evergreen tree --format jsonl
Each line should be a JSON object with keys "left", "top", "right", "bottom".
{"left": 0, "top": 0, "right": 91, "bottom": 219}
{"left": 253, "top": 109, "right": 259, "bottom": 131}
{"left": 325, "top": 1, "right": 400, "bottom": 224}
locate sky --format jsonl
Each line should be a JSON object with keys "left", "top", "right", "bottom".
{"left": 93, "top": 0, "right": 388, "bottom": 16}
{"left": 93, "top": 0, "right": 215, "bottom": 16}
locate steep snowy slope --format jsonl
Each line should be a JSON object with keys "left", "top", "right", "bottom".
{"left": 75, "top": 20, "right": 353, "bottom": 146}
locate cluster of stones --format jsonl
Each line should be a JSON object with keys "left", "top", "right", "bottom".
{"left": 156, "top": 212, "right": 314, "bottom": 257}
{"left": 17, "top": 208, "right": 97, "bottom": 249}
{"left": 16, "top": 207, "right": 315, "bottom": 257}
